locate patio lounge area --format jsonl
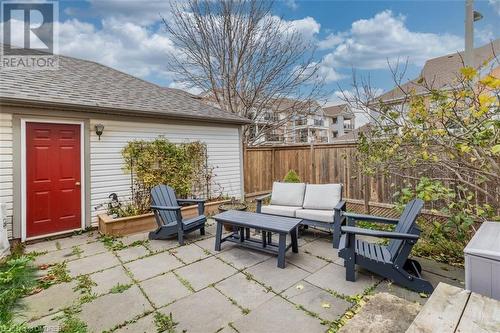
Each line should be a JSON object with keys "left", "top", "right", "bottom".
{"left": 18, "top": 220, "right": 465, "bottom": 333}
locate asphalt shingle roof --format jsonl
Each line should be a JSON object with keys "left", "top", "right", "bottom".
{"left": 0, "top": 46, "right": 249, "bottom": 125}
{"left": 377, "top": 39, "right": 500, "bottom": 103}
{"left": 323, "top": 104, "right": 353, "bottom": 118}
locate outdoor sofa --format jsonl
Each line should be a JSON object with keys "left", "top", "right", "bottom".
{"left": 256, "top": 182, "right": 346, "bottom": 245}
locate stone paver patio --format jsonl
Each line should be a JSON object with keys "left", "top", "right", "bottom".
{"left": 19, "top": 220, "right": 464, "bottom": 333}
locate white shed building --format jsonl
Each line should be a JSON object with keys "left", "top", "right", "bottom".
{"left": 0, "top": 51, "right": 248, "bottom": 241}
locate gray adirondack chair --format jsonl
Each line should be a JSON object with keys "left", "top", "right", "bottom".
{"left": 148, "top": 185, "right": 207, "bottom": 245}
{"left": 338, "top": 199, "right": 433, "bottom": 293}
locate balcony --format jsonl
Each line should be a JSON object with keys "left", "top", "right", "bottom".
{"left": 265, "top": 134, "right": 284, "bottom": 142}
{"left": 344, "top": 123, "right": 354, "bottom": 130}
{"left": 295, "top": 119, "right": 308, "bottom": 126}
{"left": 317, "top": 136, "right": 329, "bottom": 143}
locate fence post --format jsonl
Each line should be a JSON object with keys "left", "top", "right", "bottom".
{"left": 242, "top": 145, "right": 247, "bottom": 195}
{"left": 310, "top": 142, "right": 315, "bottom": 183}
{"left": 364, "top": 175, "right": 370, "bottom": 214}
{"left": 271, "top": 146, "right": 276, "bottom": 182}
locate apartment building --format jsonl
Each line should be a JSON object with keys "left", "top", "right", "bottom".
{"left": 322, "top": 104, "right": 356, "bottom": 139}
{"left": 200, "top": 91, "right": 333, "bottom": 145}
{"left": 250, "top": 101, "right": 331, "bottom": 145}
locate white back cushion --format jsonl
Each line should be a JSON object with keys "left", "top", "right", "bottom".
{"left": 270, "top": 182, "right": 306, "bottom": 207}
{"left": 302, "top": 184, "right": 342, "bottom": 210}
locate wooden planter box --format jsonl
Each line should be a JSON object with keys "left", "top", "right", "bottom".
{"left": 98, "top": 199, "right": 231, "bottom": 236}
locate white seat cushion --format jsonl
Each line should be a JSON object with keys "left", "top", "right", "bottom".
{"left": 261, "top": 205, "right": 302, "bottom": 217}
{"left": 295, "top": 209, "right": 335, "bottom": 223}
{"left": 270, "top": 182, "right": 306, "bottom": 207}
{"left": 302, "top": 184, "right": 342, "bottom": 210}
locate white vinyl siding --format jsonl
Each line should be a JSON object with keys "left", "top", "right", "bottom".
{"left": 90, "top": 119, "right": 242, "bottom": 224}
{"left": 0, "top": 113, "right": 13, "bottom": 238}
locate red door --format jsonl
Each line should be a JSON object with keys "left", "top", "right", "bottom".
{"left": 26, "top": 122, "right": 81, "bottom": 238}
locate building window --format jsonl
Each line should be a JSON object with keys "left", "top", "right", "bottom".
{"left": 314, "top": 119, "right": 324, "bottom": 126}
{"left": 295, "top": 117, "right": 307, "bottom": 126}
{"left": 298, "top": 128, "right": 308, "bottom": 142}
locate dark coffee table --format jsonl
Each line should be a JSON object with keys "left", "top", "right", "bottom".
{"left": 213, "top": 210, "right": 302, "bottom": 268}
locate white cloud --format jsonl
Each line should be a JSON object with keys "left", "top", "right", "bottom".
{"left": 488, "top": 0, "right": 500, "bottom": 15}
{"left": 1, "top": 10, "right": 323, "bottom": 89}
{"left": 271, "top": 16, "right": 320, "bottom": 40}
{"left": 318, "top": 10, "right": 463, "bottom": 70}
{"left": 65, "top": 0, "right": 172, "bottom": 26}
{"left": 317, "top": 55, "right": 346, "bottom": 82}
{"left": 476, "top": 25, "right": 496, "bottom": 45}
{"left": 317, "top": 32, "right": 344, "bottom": 50}
{"left": 168, "top": 81, "right": 203, "bottom": 95}
{"left": 54, "top": 18, "right": 178, "bottom": 80}
{"left": 284, "top": 0, "right": 299, "bottom": 10}
{"left": 289, "top": 16, "right": 321, "bottom": 39}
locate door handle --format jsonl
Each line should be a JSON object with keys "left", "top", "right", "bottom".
{"left": 75, "top": 182, "right": 81, "bottom": 186}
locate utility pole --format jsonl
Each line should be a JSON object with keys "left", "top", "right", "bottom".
{"left": 464, "top": 0, "right": 483, "bottom": 67}
{"left": 465, "top": 0, "right": 474, "bottom": 67}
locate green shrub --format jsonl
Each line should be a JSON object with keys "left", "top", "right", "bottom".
{"left": 0, "top": 322, "right": 43, "bottom": 333}
{"left": 0, "top": 256, "right": 37, "bottom": 322}
{"left": 393, "top": 177, "right": 496, "bottom": 266}
{"left": 283, "top": 170, "right": 301, "bottom": 183}
{"left": 122, "top": 138, "right": 216, "bottom": 214}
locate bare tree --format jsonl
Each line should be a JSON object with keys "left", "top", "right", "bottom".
{"left": 340, "top": 49, "right": 499, "bottom": 212}
{"left": 162, "top": 0, "right": 326, "bottom": 145}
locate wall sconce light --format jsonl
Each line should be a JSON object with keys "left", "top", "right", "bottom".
{"left": 95, "top": 124, "right": 104, "bottom": 140}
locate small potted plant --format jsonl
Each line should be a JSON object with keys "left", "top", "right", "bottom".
{"left": 218, "top": 197, "right": 248, "bottom": 231}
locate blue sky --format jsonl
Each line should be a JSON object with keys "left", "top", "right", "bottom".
{"left": 4, "top": 0, "right": 500, "bottom": 106}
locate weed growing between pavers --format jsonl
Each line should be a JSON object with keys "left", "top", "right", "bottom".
{"left": 302, "top": 248, "right": 336, "bottom": 265}
{"left": 74, "top": 275, "right": 97, "bottom": 303}
{"left": 172, "top": 272, "right": 195, "bottom": 292}
{"left": 99, "top": 235, "right": 126, "bottom": 251}
{"left": 26, "top": 250, "right": 48, "bottom": 258}
{"left": 228, "top": 322, "right": 241, "bottom": 333}
{"left": 295, "top": 304, "right": 321, "bottom": 320}
{"left": 110, "top": 283, "right": 132, "bottom": 294}
{"left": 154, "top": 312, "right": 178, "bottom": 333}
{"left": 213, "top": 286, "right": 251, "bottom": 315}
{"left": 72, "top": 228, "right": 96, "bottom": 237}
{"left": 129, "top": 240, "right": 149, "bottom": 247}
{"left": 71, "top": 246, "right": 84, "bottom": 259}
{"left": 102, "top": 309, "right": 156, "bottom": 333}
{"left": 242, "top": 271, "right": 254, "bottom": 281}
{"left": 169, "top": 249, "right": 187, "bottom": 265}
{"left": 38, "top": 262, "right": 71, "bottom": 289}
{"left": 55, "top": 306, "right": 88, "bottom": 333}
{"left": 327, "top": 282, "right": 380, "bottom": 332}
{"left": 74, "top": 275, "right": 96, "bottom": 294}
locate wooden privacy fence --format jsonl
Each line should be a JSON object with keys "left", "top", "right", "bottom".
{"left": 245, "top": 142, "right": 378, "bottom": 204}
{"left": 243, "top": 142, "right": 498, "bottom": 219}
